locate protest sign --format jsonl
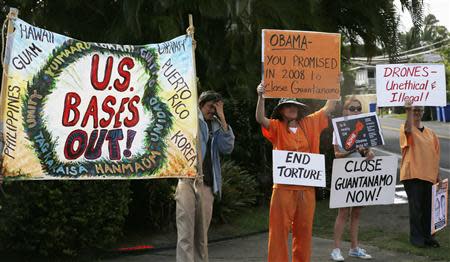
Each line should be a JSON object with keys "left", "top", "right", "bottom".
{"left": 262, "top": 29, "right": 341, "bottom": 99}
{"left": 432, "top": 179, "right": 448, "bottom": 234}
{"left": 272, "top": 150, "right": 325, "bottom": 187}
{"left": 376, "top": 64, "right": 446, "bottom": 107}
{"left": 332, "top": 112, "right": 384, "bottom": 152}
{"left": 330, "top": 156, "right": 397, "bottom": 208}
{"left": 0, "top": 18, "right": 198, "bottom": 179}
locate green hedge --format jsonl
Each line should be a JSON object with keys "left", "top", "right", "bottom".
{"left": 0, "top": 180, "right": 131, "bottom": 257}
{"left": 213, "top": 161, "right": 260, "bottom": 223}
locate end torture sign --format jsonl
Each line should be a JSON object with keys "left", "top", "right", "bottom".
{"left": 272, "top": 150, "right": 326, "bottom": 187}
{"left": 330, "top": 156, "right": 398, "bottom": 208}
{"left": 376, "top": 64, "right": 446, "bottom": 107}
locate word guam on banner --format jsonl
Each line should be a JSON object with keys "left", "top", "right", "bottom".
{"left": 0, "top": 18, "right": 198, "bottom": 180}
{"left": 376, "top": 64, "right": 446, "bottom": 107}
{"left": 332, "top": 112, "right": 385, "bottom": 152}
{"left": 272, "top": 150, "right": 326, "bottom": 187}
{"left": 330, "top": 156, "right": 398, "bottom": 208}
{"left": 432, "top": 178, "right": 448, "bottom": 234}
{"left": 262, "top": 29, "right": 341, "bottom": 99}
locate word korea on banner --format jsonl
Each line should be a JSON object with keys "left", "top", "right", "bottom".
{"left": 330, "top": 156, "right": 397, "bottom": 208}
{"left": 272, "top": 150, "right": 326, "bottom": 187}
{"left": 432, "top": 178, "right": 448, "bottom": 234}
{"left": 376, "top": 64, "right": 446, "bottom": 107}
{"left": 0, "top": 18, "right": 198, "bottom": 179}
{"left": 332, "top": 112, "right": 384, "bottom": 152}
{"left": 262, "top": 29, "right": 341, "bottom": 99}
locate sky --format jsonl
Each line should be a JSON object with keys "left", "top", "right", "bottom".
{"left": 395, "top": 0, "right": 450, "bottom": 32}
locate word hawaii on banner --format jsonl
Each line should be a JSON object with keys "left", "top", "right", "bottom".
{"left": 272, "top": 150, "right": 326, "bottom": 187}
{"left": 262, "top": 29, "right": 341, "bottom": 99}
{"left": 376, "top": 64, "right": 446, "bottom": 107}
{"left": 0, "top": 18, "right": 198, "bottom": 179}
{"left": 332, "top": 112, "right": 385, "bottom": 152}
{"left": 330, "top": 156, "right": 398, "bottom": 208}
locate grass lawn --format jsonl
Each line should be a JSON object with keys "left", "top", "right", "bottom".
{"left": 212, "top": 199, "right": 450, "bottom": 260}
{"left": 209, "top": 205, "right": 269, "bottom": 239}
{"left": 313, "top": 199, "right": 450, "bottom": 261}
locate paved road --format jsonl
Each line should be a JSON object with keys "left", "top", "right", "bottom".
{"left": 104, "top": 233, "right": 433, "bottom": 262}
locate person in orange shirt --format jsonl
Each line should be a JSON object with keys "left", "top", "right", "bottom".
{"left": 255, "top": 81, "right": 337, "bottom": 262}
{"left": 400, "top": 98, "right": 441, "bottom": 248}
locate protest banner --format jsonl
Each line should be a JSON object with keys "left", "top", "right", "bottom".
{"left": 330, "top": 156, "right": 397, "bottom": 208}
{"left": 332, "top": 112, "right": 384, "bottom": 152}
{"left": 0, "top": 17, "right": 198, "bottom": 179}
{"left": 376, "top": 64, "right": 446, "bottom": 107}
{"left": 262, "top": 29, "right": 341, "bottom": 99}
{"left": 431, "top": 178, "right": 448, "bottom": 234}
{"left": 272, "top": 150, "right": 325, "bottom": 187}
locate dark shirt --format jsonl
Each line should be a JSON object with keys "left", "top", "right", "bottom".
{"left": 203, "top": 121, "right": 214, "bottom": 187}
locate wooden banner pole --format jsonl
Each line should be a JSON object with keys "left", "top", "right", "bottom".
{"left": 186, "top": 14, "right": 203, "bottom": 179}
{"left": 0, "top": 7, "right": 18, "bottom": 189}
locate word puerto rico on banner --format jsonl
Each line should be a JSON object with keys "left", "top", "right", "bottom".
{"left": 0, "top": 18, "right": 198, "bottom": 180}
{"left": 376, "top": 64, "right": 446, "bottom": 107}
{"left": 272, "top": 150, "right": 326, "bottom": 187}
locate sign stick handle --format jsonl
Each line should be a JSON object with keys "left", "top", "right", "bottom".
{"left": 186, "top": 14, "right": 203, "bottom": 179}
{"left": 0, "top": 6, "right": 18, "bottom": 190}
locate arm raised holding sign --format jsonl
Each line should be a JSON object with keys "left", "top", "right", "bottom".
{"left": 255, "top": 80, "right": 340, "bottom": 261}
{"left": 256, "top": 81, "right": 270, "bottom": 129}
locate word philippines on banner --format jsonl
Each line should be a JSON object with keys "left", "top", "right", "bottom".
{"left": 330, "top": 156, "right": 398, "bottom": 208}
{"left": 332, "top": 112, "right": 385, "bottom": 152}
{"left": 376, "top": 64, "right": 446, "bottom": 107}
{"left": 431, "top": 178, "right": 448, "bottom": 234}
{"left": 262, "top": 29, "right": 341, "bottom": 99}
{"left": 272, "top": 150, "right": 326, "bottom": 187}
{"left": 0, "top": 18, "right": 198, "bottom": 180}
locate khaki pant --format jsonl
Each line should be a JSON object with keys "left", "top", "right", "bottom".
{"left": 268, "top": 187, "right": 316, "bottom": 262}
{"left": 175, "top": 179, "right": 214, "bottom": 262}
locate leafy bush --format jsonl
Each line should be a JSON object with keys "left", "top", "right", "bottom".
{"left": 213, "top": 161, "right": 260, "bottom": 223}
{"left": 125, "top": 179, "right": 177, "bottom": 231}
{"left": 0, "top": 180, "right": 131, "bottom": 257}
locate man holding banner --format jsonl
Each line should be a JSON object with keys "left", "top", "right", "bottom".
{"left": 256, "top": 82, "right": 337, "bottom": 262}
{"left": 175, "top": 91, "right": 234, "bottom": 262}
{"left": 400, "top": 98, "right": 441, "bottom": 248}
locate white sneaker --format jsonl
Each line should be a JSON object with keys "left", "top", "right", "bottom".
{"left": 330, "top": 248, "right": 345, "bottom": 261}
{"left": 348, "top": 247, "right": 372, "bottom": 259}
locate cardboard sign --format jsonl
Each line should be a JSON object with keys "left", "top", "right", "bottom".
{"left": 431, "top": 179, "right": 448, "bottom": 234}
{"left": 272, "top": 150, "right": 326, "bottom": 187}
{"left": 376, "top": 64, "right": 446, "bottom": 107}
{"left": 332, "top": 112, "right": 384, "bottom": 151}
{"left": 262, "top": 29, "right": 341, "bottom": 99}
{"left": 330, "top": 156, "right": 398, "bottom": 208}
{"left": 0, "top": 18, "right": 198, "bottom": 179}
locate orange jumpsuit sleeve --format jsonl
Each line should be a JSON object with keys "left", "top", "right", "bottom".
{"left": 303, "top": 108, "right": 329, "bottom": 135}
{"left": 433, "top": 131, "right": 440, "bottom": 158}
{"left": 262, "top": 119, "right": 279, "bottom": 144}
{"left": 399, "top": 124, "right": 413, "bottom": 149}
